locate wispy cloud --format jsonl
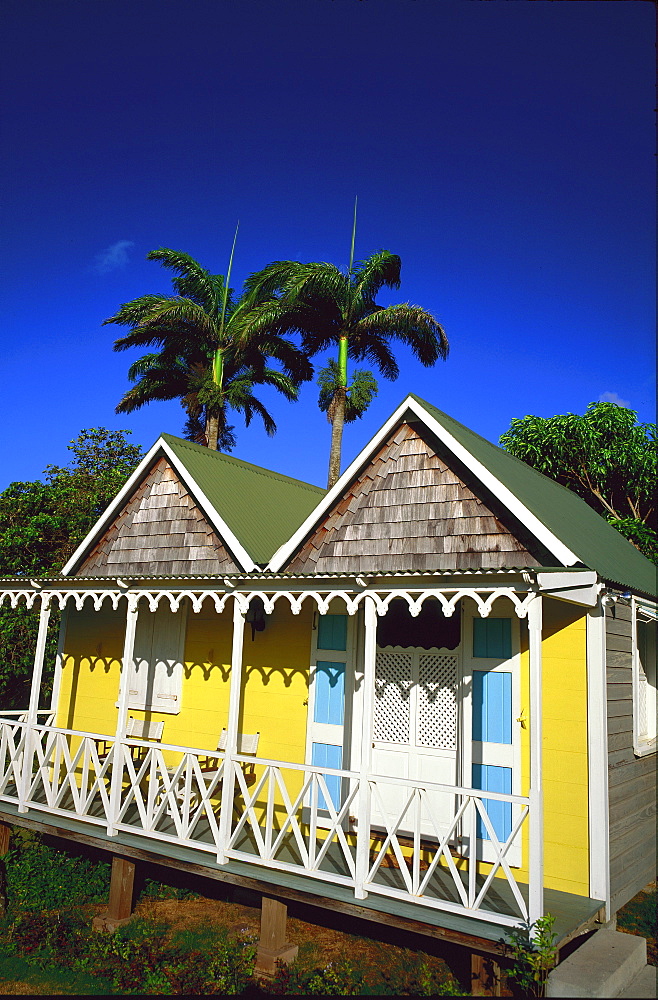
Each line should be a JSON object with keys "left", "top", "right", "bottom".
{"left": 598, "top": 390, "right": 631, "bottom": 408}
{"left": 93, "top": 240, "right": 135, "bottom": 274}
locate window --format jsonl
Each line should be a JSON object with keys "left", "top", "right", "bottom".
{"left": 128, "top": 604, "right": 187, "bottom": 714}
{"left": 633, "top": 599, "right": 657, "bottom": 756}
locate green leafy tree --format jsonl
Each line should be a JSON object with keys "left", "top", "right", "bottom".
{"left": 105, "top": 247, "right": 312, "bottom": 451}
{"left": 500, "top": 402, "right": 657, "bottom": 561}
{"left": 243, "top": 208, "right": 448, "bottom": 487}
{"left": 0, "top": 429, "right": 143, "bottom": 707}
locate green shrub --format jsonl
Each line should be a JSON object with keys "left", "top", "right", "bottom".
{"left": 3, "top": 831, "right": 110, "bottom": 911}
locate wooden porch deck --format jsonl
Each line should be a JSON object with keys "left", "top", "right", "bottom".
{"left": 0, "top": 798, "right": 603, "bottom": 958}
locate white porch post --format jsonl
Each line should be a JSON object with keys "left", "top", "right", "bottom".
{"left": 528, "top": 593, "right": 544, "bottom": 926}
{"left": 107, "top": 593, "right": 139, "bottom": 837}
{"left": 49, "top": 606, "right": 68, "bottom": 716}
{"left": 355, "top": 595, "right": 377, "bottom": 899}
{"left": 217, "top": 595, "right": 246, "bottom": 864}
{"left": 18, "top": 594, "right": 52, "bottom": 813}
{"left": 586, "top": 599, "right": 610, "bottom": 915}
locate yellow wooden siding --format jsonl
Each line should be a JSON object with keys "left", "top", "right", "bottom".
{"left": 57, "top": 603, "right": 312, "bottom": 762}
{"left": 520, "top": 598, "right": 590, "bottom": 896}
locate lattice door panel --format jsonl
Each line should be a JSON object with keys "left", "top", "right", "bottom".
{"left": 417, "top": 654, "right": 458, "bottom": 749}
{"left": 374, "top": 651, "right": 413, "bottom": 743}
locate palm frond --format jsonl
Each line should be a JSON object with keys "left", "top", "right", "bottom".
{"left": 146, "top": 248, "right": 221, "bottom": 316}
{"left": 352, "top": 251, "right": 402, "bottom": 300}
{"left": 238, "top": 394, "right": 277, "bottom": 437}
{"left": 348, "top": 330, "right": 399, "bottom": 380}
{"left": 346, "top": 368, "right": 378, "bottom": 422}
{"left": 355, "top": 304, "right": 449, "bottom": 366}
{"left": 105, "top": 295, "right": 172, "bottom": 329}
{"left": 317, "top": 361, "right": 377, "bottom": 423}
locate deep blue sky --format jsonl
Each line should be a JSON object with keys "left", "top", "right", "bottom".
{"left": 2, "top": 1, "right": 654, "bottom": 491}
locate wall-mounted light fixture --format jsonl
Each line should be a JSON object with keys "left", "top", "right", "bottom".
{"left": 246, "top": 597, "right": 267, "bottom": 640}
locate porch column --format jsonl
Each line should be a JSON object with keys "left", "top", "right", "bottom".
{"left": 49, "top": 607, "right": 69, "bottom": 715}
{"left": 107, "top": 594, "right": 139, "bottom": 837}
{"left": 586, "top": 599, "right": 610, "bottom": 915}
{"left": 527, "top": 593, "right": 544, "bottom": 926}
{"left": 217, "top": 595, "right": 246, "bottom": 864}
{"left": 18, "top": 594, "right": 52, "bottom": 813}
{"left": 355, "top": 595, "right": 377, "bottom": 899}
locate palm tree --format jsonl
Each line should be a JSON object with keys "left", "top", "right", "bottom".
{"left": 243, "top": 243, "right": 449, "bottom": 487}
{"left": 104, "top": 248, "right": 312, "bottom": 451}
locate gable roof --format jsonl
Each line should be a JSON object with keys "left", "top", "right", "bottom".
{"left": 62, "top": 434, "right": 324, "bottom": 575}
{"left": 270, "top": 394, "right": 656, "bottom": 598}
{"left": 160, "top": 435, "right": 325, "bottom": 566}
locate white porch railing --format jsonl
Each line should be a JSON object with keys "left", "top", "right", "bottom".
{"left": 0, "top": 716, "right": 531, "bottom": 928}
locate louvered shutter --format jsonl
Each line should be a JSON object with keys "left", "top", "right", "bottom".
{"left": 129, "top": 604, "right": 186, "bottom": 714}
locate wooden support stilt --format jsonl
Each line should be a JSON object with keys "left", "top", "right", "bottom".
{"left": 0, "top": 822, "right": 11, "bottom": 857}
{"left": 0, "top": 821, "right": 10, "bottom": 915}
{"left": 471, "top": 952, "right": 502, "bottom": 996}
{"left": 93, "top": 856, "right": 136, "bottom": 932}
{"left": 255, "top": 896, "right": 298, "bottom": 977}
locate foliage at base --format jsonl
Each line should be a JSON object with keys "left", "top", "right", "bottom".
{"left": 4, "top": 911, "right": 255, "bottom": 995}
{"left": 270, "top": 950, "right": 460, "bottom": 995}
{"left": 500, "top": 913, "right": 557, "bottom": 998}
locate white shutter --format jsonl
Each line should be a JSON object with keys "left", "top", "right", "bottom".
{"left": 128, "top": 604, "right": 186, "bottom": 714}
{"left": 130, "top": 610, "right": 154, "bottom": 708}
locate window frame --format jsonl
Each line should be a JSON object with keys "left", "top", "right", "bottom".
{"left": 632, "top": 596, "right": 657, "bottom": 757}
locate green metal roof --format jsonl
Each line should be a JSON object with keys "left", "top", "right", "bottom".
{"left": 161, "top": 434, "right": 324, "bottom": 566}
{"left": 409, "top": 395, "right": 657, "bottom": 599}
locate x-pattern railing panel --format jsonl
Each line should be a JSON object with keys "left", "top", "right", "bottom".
{"left": 30, "top": 730, "right": 113, "bottom": 819}
{"left": 0, "top": 719, "right": 27, "bottom": 798}
{"left": 113, "top": 745, "right": 227, "bottom": 849}
{"left": 365, "top": 776, "right": 530, "bottom": 922}
{"left": 228, "top": 762, "right": 358, "bottom": 884}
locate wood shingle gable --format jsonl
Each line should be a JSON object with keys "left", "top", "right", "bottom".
{"left": 75, "top": 457, "right": 240, "bottom": 576}
{"left": 284, "top": 423, "right": 540, "bottom": 574}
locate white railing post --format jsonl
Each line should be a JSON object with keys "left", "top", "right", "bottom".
{"left": 217, "top": 595, "right": 246, "bottom": 864}
{"left": 18, "top": 595, "right": 52, "bottom": 813}
{"left": 107, "top": 593, "right": 139, "bottom": 836}
{"left": 528, "top": 593, "right": 544, "bottom": 926}
{"left": 355, "top": 595, "right": 377, "bottom": 899}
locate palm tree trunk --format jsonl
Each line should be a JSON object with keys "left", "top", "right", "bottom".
{"left": 206, "top": 411, "right": 220, "bottom": 451}
{"left": 327, "top": 387, "right": 346, "bottom": 489}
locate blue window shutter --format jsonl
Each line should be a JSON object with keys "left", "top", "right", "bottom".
{"left": 311, "top": 742, "right": 342, "bottom": 810}
{"left": 317, "top": 614, "right": 348, "bottom": 651}
{"left": 473, "top": 618, "right": 512, "bottom": 658}
{"left": 314, "top": 661, "right": 345, "bottom": 725}
{"left": 472, "top": 671, "right": 512, "bottom": 744}
{"left": 472, "top": 764, "right": 512, "bottom": 842}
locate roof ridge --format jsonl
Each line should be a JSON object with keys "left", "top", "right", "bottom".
{"left": 160, "top": 433, "right": 325, "bottom": 494}
{"left": 408, "top": 393, "right": 601, "bottom": 506}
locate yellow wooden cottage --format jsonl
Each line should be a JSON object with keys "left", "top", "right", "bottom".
{"left": 0, "top": 394, "right": 655, "bottom": 974}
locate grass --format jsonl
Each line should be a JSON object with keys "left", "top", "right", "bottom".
{"left": 617, "top": 884, "right": 657, "bottom": 966}
{"left": 0, "top": 950, "right": 115, "bottom": 995}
